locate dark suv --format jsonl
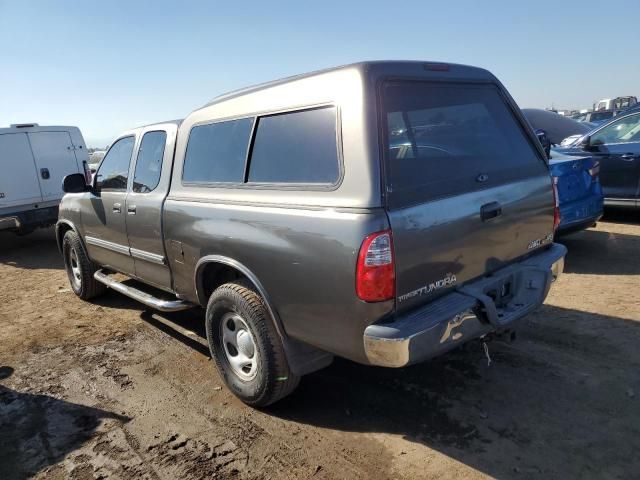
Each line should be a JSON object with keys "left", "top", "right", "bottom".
{"left": 555, "top": 110, "right": 640, "bottom": 208}
{"left": 58, "top": 62, "right": 566, "bottom": 406}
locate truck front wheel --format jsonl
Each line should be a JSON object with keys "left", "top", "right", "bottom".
{"left": 62, "top": 230, "right": 106, "bottom": 300}
{"left": 205, "top": 281, "right": 299, "bottom": 407}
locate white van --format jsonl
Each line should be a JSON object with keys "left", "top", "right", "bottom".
{"left": 595, "top": 96, "right": 638, "bottom": 111}
{"left": 0, "top": 123, "right": 88, "bottom": 234}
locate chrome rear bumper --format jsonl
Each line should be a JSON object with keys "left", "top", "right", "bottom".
{"left": 363, "top": 243, "right": 567, "bottom": 368}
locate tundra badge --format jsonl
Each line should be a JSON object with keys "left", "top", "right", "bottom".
{"left": 398, "top": 273, "right": 457, "bottom": 302}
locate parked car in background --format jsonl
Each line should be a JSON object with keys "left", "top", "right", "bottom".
{"left": 522, "top": 108, "right": 592, "bottom": 145}
{"left": 569, "top": 110, "right": 590, "bottom": 120}
{"left": 525, "top": 112, "right": 604, "bottom": 235}
{"left": 549, "top": 153, "right": 603, "bottom": 235}
{"left": 554, "top": 110, "right": 640, "bottom": 208}
{"left": 57, "top": 61, "right": 566, "bottom": 406}
{"left": 578, "top": 110, "right": 617, "bottom": 125}
{"left": 88, "top": 150, "right": 106, "bottom": 171}
{"left": 617, "top": 102, "right": 640, "bottom": 116}
{"left": 595, "top": 96, "right": 637, "bottom": 111}
{"left": 0, "top": 123, "right": 89, "bottom": 235}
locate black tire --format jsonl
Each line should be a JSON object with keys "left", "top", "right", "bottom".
{"left": 62, "top": 230, "right": 106, "bottom": 300}
{"left": 205, "top": 281, "right": 299, "bottom": 407}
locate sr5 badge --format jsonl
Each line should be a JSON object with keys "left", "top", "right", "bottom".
{"left": 528, "top": 232, "right": 554, "bottom": 250}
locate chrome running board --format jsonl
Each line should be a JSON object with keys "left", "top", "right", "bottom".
{"left": 94, "top": 270, "right": 193, "bottom": 312}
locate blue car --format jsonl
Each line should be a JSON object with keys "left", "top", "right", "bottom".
{"left": 549, "top": 152, "right": 604, "bottom": 235}
{"left": 554, "top": 109, "right": 640, "bottom": 209}
{"left": 524, "top": 115, "right": 605, "bottom": 236}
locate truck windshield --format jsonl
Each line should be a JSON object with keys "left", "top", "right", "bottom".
{"left": 382, "top": 81, "right": 545, "bottom": 208}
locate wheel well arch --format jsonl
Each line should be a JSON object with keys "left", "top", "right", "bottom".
{"left": 198, "top": 262, "right": 246, "bottom": 303}
{"left": 55, "top": 220, "right": 77, "bottom": 253}
{"left": 194, "top": 255, "right": 334, "bottom": 376}
{"left": 194, "top": 256, "right": 285, "bottom": 338}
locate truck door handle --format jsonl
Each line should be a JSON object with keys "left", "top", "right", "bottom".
{"left": 112, "top": 203, "right": 122, "bottom": 214}
{"left": 621, "top": 153, "right": 638, "bottom": 161}
{"left": 127, "top": 205, "right": 137, "bottom": 215}
{"left": 480, "top": 201, "right": 502, "bottom": 221}
{"left": 40, "top": 168, "right": 50, "bottom": 179}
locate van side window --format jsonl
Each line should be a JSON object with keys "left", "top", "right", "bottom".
{"left": 133, "top": 131, "right": 166, "bottom": 193}
{"left": 183, "top": 118, "right": 254, "bottom": 183}
{"left": 96, "top": 136, "right": 135, "bottom": 190}
{"left": 248, "top": 107, "right": 339, "bottom": 184}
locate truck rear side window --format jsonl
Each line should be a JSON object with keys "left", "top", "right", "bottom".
{"left": 133, "top": 130, "right": 166, "bottom": 193}
{"left": 247, "top": 106, "right": 339, "bottom": 184}
{"left": 183, "top": 118, "right": 254, "bottom": 184}
{"left": 382, "top": 82, "right": 545, "bottom": 207}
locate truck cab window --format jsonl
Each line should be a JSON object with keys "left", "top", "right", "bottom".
{"left": 95, "top": 136, "right": 135, "bottom": 190}
{"left": 133, "top": 131, "right": 166, "bottom": 193}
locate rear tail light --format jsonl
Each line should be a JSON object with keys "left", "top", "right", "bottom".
{"left": 588, "top": 160, "right": 600, "bottom": 178}
{"left": 552, "top": 176, "right": 561, "bottom": 231}
{"left": 356, "top": 229, "right": 395, "bottom": 302}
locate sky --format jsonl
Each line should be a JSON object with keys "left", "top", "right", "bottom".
{"left": 1, "top": 0, "right": 639, "bottom": 147}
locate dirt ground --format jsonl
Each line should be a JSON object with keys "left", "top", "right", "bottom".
{"left": 1, "top": 211, "right": 639, "bottom": 480}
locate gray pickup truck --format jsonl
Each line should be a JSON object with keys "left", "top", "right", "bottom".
{"left": 58, "top": 61, "right": 566, "bottom": 406}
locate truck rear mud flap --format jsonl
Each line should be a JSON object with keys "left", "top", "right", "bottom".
{"left": 363, "top": 243, "right": 567, "bottom": 367}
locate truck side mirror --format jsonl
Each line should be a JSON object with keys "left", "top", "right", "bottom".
{"left": 62, "top": 173, "right": 89, "bottom": 193}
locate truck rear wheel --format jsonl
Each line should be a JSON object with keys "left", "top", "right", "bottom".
{"left": 205, "top": 281, "right": 299, "bottom": 407}
{"left": 62, "top": 230, "right": 106, "bottom": 300}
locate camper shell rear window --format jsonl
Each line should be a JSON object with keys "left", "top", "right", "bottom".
{"left": 381, "top": 81, "right": 546, "bottom": 208}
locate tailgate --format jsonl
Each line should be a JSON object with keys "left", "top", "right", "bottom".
{"left": 388, "top": 177, "right": 554, "bottom": 312}
{"left": 381, "top": 80, "right": 554, "bottom": 313}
